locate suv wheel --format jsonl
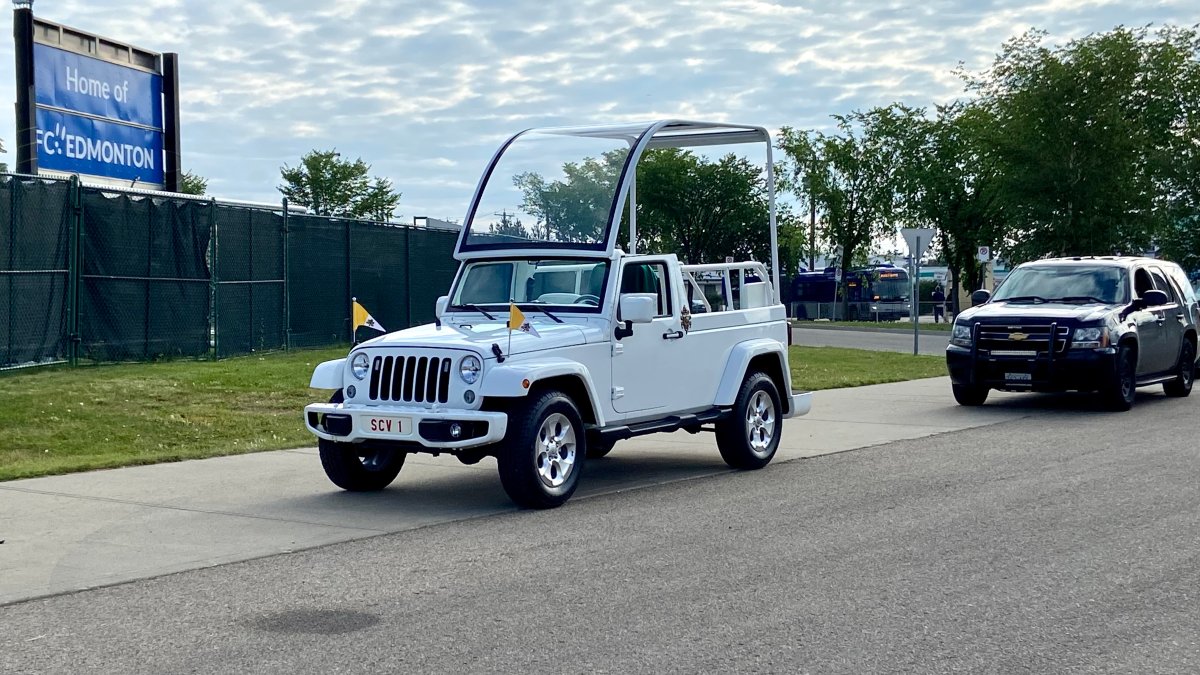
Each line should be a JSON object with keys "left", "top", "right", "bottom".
{"left": 496, "top": 390, "right": 585, "bottom": 509}
{"left": 318, "top": 390, "right": 407, "bottom": 491}
{"left": 1164, "top": 340, "right": 1195, "bottom": 398}
{"left": 715, "top": 371, "right": 781, "bottom": 470}
{"left": 1102, "top": 343, "right": 1137, "bottom": 411}
{"left": 951, "top": 383, "right": 989, "bottom": 406}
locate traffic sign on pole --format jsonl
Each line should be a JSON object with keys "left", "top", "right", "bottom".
{"left": 976, "top": 246, "right": 990, "bottom": 262}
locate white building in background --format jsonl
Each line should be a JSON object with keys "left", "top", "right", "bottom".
{"left": 413, "top": 216, "right": 462, "bottom": 231}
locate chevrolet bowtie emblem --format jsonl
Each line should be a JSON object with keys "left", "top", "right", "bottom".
{"left": 1008, "top": 332, "right": 1029, "bottom": 341}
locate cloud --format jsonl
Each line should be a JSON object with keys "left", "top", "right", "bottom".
{"left": 2, "top": 0, "right": 1191, "bottom": 220}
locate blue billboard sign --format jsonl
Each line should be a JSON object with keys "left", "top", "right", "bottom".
{"left": 36, "top": 107, "right": 164, "bottom": 184}
{"left": 34, "top": 43, "right": 162, "bottom": 128}
{"left": 31, "top": 41, "right": 165, "bottom": 186}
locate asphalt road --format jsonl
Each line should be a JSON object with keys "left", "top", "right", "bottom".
{"left": 3, "top": 390, "right": 1198, "bottom": 674}
{"left": 792, "top": 325, "right": 950, "bottom": 356}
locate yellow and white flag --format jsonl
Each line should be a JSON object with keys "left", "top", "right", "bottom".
{"left": 508, "top": 303, "right": 540, "bottom": 337}
{"left": 353, "top": 299, "right": 386, "bottom": 333}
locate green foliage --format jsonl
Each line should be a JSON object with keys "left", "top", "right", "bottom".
{"left": 178, "top": 170, "right": 208, "bottom": 196}
{"left": 279, "top": 149, "right": 402, "bottom": 221}
{"left": 514, "top": 150, "right": 626, "bottom": 244}
{"left": 514, "top": 147, "right": 784, "bottom": 265}
{"left": 780, "top": 105, "right": 924, "bottom": 308}
{"left": 964, "top": 26, "right": 1200, "bottom": 262}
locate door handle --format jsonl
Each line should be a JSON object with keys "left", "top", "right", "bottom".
{"left": 662, "top": 330, "right": 685, "bottom": 340}
{"left": 1156, "top": 317, "right": 1166, "bottom": 326}
{"left": 1177, "top": 313, "right": 1186, "bottom": 321}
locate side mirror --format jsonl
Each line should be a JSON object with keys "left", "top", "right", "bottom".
{"left": 618, "top": 294, "right": 657, "bottom": 324}
{"left": 1141, "top": 289, "right": 1169, "bottom": 308}
{"left": 435, "top": 296, "right": 449, "bottom": 319}
{"left": 971, "top": 289, "right": 991, "bottom": 307}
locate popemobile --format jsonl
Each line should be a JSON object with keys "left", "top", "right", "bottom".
{"left": 303, "top": 120, "right": 811, "bottom": 508}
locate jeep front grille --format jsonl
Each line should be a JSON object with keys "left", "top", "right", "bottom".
{"left": 977, "top": 325, "right": 1070, "bottom": 354}
{"left": 368, "top": 355, "right": 451, "bottom": 403}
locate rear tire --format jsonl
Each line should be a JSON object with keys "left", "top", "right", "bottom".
{"left": 951, "top": 383, "right": 989, "bottom": 406}
{"left": 1102, "top": 343, "right": 1137, "bottom": 411}
{"left": 1164, "top": 340, "right": 1195, "bottom": 398}
{"left": 318, "top": 389, "right": 406, "bottom": 491}
{"left": 496, "top": 390, "right": 585, "bottom": 509}
{"left": 715, "top": 371, "right": 781, "bottom": 470}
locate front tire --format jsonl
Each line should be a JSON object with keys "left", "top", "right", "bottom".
{"left": 317, "top": 390, "right": 407, "bottom": 491}
{"left": 952, "top": 383, "right": 989, "bottom": 406}
{"left": 1102, "top": 343, "right": 1137, "bottom": 411}
{"left": 1164, "top": 340, "right": 1195, "bottom": 398}
{"left": 497, "top": 390, "right": 585, "bottom": 509}
{"left": 716, "top": 371, "right": 782, "bottom": 470}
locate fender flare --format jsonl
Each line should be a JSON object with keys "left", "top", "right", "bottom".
{"left": 310, "top": 358, "right": 346, "bottom": 389}
{"left": 481, "top": 358, "right": 607, "bottom": 427}
{"left": 714, "top": 339, "right": 790, "bottom": 409}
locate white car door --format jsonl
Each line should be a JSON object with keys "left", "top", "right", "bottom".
{"left": 609, "top": 257, "right": 695, "bottom": 417}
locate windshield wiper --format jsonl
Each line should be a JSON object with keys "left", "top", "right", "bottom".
{"left": 451, "top": 303, "right": 496, "bottom": 320}
{"left": 1001, "top": 295, "right": 1048, "bottom": 304}
{"left": 1053, "top": 295, "right": 1110, "bottom": 304}
{"left": 512, "top": 303, "right": 564, "bottom": 323}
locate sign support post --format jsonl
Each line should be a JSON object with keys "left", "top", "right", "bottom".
{"left": 901, "top": 227, "right": 936, "bottom": 356}
{"left": 13, "top": 2, "right": 36, "bottom": 175}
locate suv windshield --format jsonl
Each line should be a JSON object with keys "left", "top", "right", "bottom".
{"left": 450, "top": 258, "right": 610, "bottom": 311}
{"left": 993, "top": 265, "right": 1129, "bottom": 304}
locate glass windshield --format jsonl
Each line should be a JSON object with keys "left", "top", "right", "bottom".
{"left": 450, "top": 258, "right": 610, "bottom": 311}
{"left": 993, "top": 265, "right": 1130, "bottom": 304}
{"left": 461, "top": 130, "right": 635, "bottom": 250}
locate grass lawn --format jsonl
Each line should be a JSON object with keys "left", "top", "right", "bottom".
{"left": 793, "top": 320, "right": 953, "bottom": 332}
{"left": 0, "top": 344, "right": 947, "bottom": 481}
{"left": 789, "top": 345, "right": 947, "bottom": 392}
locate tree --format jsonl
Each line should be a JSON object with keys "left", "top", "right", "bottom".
{"left": 178, "top": 170, "right": 208, "bottom": 196}
{"left": 488, "top": 211, "right": 529, "bottom": 239}
{"left": 779, "top": 105, "right": 921, "bottom": 315}
{"left": 632, "top": 148, "right": 776, "bottom": 264}
{"left": 963, "top": 26, "right": 1200, "bottom": 262}
{"left": 278, "top": 150, "right": 402, "bottom": 221}
{"left": 513, "top": 150, "right": 626, "bottom": 244}
{"left": 899, "top": 103, "right": 1003, "bottom": 307}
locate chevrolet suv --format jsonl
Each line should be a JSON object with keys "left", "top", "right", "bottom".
{"left": 946, "top": 257, "right": 1198, "bottom": 411}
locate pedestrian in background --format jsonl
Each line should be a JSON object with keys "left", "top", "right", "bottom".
{"left": 932, "top": 285, "right": 946, "bottom": 323}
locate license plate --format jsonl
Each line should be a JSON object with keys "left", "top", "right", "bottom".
{"left": 1005, "top": 372, "right": 1032, "bottom": 382}
{"left": 364, "top": 416, "right": 410, "bottom": 435}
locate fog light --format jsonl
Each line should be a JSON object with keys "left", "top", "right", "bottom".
{"left": 346, "top": 385, "right": 356, "bottom": 398}
{"left": 463, "top": 390, "right": 475, "bottom": 404}
{"left": 450, "top": 423, "right": 462, "bottom": 439}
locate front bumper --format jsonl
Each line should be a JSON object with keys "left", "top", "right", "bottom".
{"left": 304, "top": 402, "right": 508, "bottom": 450}
{"left": 946, "top": 344, "right": 1117, "bottom": 392}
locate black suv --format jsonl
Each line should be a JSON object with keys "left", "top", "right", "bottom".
{"left": 946, "top": 257, "right": 1198, "bottom": 410}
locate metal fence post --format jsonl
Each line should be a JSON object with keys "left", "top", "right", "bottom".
{"left": 281, "top": 198, "right": 290, "bottom": 350}
{"left": 345, "top": 220, "right": 353, "bottom": 343}
{"left": 66, "top": 175, "right": 82, "bottom": 366}
{"left": 248, "top": 208, "right": 255, "bottom": 352}
{"left": 209, "top": 197, "right": 218, "bottom": 359}
{"left": 6, "top": 175, "right": 15, "bottom": 367}
{"left": 404, "top": 224, "right": 412, "bottom": 329}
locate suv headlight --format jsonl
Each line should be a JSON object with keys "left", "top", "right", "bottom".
{"left": 459, "top": 355, "right": 482, "bottom": 384}
{"left": 951, "top": 322, "right": 972, "bottom": 347}
{"left": 1072, "top": 327, "right": 1108, "bottom": 349}
{"left": 350, "top": 352, "right": 370, "bottom": 380}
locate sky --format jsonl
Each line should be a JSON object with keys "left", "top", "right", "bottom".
{"left": 2, "top": 0, "right": 1195, "bottom": 223}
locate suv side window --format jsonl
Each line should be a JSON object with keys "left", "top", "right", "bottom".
{"left": 1134, "top": 268, "right": 1155, "bottom": 299}
{"left": 1164, "top": 264, "right": 1197, "bottom": 306}
{"left": 620, "top": 262, "right": 671, "bottom": 317}
{"left": 1149, "top": 267, "right": 1177, "bottom": 305}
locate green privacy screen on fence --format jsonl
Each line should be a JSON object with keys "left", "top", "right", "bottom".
{"left": 0, "top": 174, "right": 462, "bottom": 371}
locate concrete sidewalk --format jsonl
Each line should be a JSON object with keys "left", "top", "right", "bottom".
{"left": 0, "top": 377, "right": 1040, "bottom": 606}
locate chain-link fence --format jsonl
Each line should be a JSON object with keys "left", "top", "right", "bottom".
{"left": 0, "top": 173, "right": 461, "bottom": 371}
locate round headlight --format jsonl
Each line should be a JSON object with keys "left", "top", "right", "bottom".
{"left": 350, "top": 352, "right": 370, "bottom": 380}
{"left": 460, "top": 355, "right": 482, "bottom": 384}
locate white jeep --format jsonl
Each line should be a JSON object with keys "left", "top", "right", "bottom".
{"left": 304, "top": 120, "right": 812, "bottom": 508}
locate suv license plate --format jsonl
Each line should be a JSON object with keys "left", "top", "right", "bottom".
{"left": 1005, "top": 372, "right": 1032, "bottom": 382}
{"left": 365, "top": 416, "right": 410, "bottom": 434}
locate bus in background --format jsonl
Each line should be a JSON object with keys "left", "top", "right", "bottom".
{"left": 789, "top": 264, "right": 911, "bottom": 322}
